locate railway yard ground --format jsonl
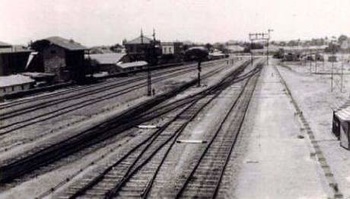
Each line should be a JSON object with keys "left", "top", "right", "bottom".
{"left": 1, "top": 57, "right": 350, "bottom": 198}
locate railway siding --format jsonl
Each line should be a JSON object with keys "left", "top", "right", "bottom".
{"left": 0, "top": 59, "right": 248, "bottom": 185}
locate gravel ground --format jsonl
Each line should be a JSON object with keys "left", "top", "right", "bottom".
{"left": 232, "top": 60, "right": 329, "bottom": 198}
{"left": 277, "top": 58, "right": 350, "bottom": 198}
{"left": 0, "top": 58, "right": 249, "bottom": 198}
{"left": 0, "top": 59, "right": 232, "bottom": 163}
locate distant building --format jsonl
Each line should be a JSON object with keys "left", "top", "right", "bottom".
{"left": 88, "top": 53, "right": 130, "bottom": 74}
{"left": 161, "top": 42, "right": 183, "bottom": 55}
{"left": 124, "top": 33, "right": 161, "bottom": 62}
{"left": 30, "top": 36, "right": 87, "bottom": 82}
{"left": 0, "top": 41, "right": 32, "bottom": 76}
{"left": 0, "top": 74, "right": 35, "bottom": 96}
{"left": 226, "top": 45, "right": 244, "bottom": 53}
{"left": 110, "top": 44, "right": 125, "bottom": 53}
{"left": 340, "top": 39, "right": 350, "bottom": 50}
{"left": 209, "top": 50, "right": 226, "bottom": 60}
{"left": 0, "top": 41, "right": 12, "bottom": 52}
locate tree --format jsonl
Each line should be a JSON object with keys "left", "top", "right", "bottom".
{"left": 122, "top": 39, "right": 127, "bottom": 45}
{"left": 338, "top": 35, "right": 348, "bottom": 44}
{"left": 205, "top": 43, "right": 213, "bottom": 52}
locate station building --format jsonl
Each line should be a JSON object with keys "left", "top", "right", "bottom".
{"left": 124, "top": 34, "right": 161, "bottom": 62}
{"left": 161, "top": 42, "right": 183, "bottom": 55}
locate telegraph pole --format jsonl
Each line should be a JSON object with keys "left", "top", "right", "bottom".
{"left": 197, "top": 60, "right": 201, "bottom": 87}
{"left": 267, "top": 29, "right": 273, "bottom": 65}
{"left": 147, "top": 29, "right": 157, "bottom": 96}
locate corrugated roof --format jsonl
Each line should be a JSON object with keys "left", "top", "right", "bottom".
{"left": 335, "top": 100, "right": 350, "bottom": 121}
{"left": 336, "top": 106, "right": 350, "bottom": 121}
{"left": 0, "top": 74, "right": 35, "bottom": 88}
{"left": 126, "top": 36, "right": 153, "bottom": 45}
{"left": 117, "top": 61, "right": 148, "bottom": 69}
{"left": 45, "top": 36, "right": 87, "bottom": 51}
{"left": 89, "top": 53, "right": 126, "bottom": 65}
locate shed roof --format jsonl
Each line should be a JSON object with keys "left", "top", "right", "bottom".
{"left": 126, "top": 36, "right": 153, "bottom": 45}
{"left": 117, "top": 61, "right": 148, "bottom": 69}
{"left": 89, "top": 53, "right": 126, "bottom": 65}
{"left": 335, "top": 100, "right": 350, "bottom": 121}
{"left": 0, "top": 74, "right": 35, "bottom": 88}
{"left": 336, "top": 106, "right": 350, "bottom": 121}
{"left": 45, "top": 36, "right": 87, "bottom": 51}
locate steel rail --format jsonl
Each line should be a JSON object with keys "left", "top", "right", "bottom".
{"left": 0, "top": 64, "right": 227, "bottom": 135}
{"left": 70, "top": 61, "right": 245, "bottom": 199}
{"left": 174, "top": 61, "right": 263, "bottom": 199}
{"left": 0, "top": 60, "right": 248, "bottom": 185}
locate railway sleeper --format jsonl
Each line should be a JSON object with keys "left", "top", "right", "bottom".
{"left": 0, "top": 61, "right": 251, "bottom": 183}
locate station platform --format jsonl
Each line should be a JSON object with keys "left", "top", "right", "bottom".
{"left": 234, "top": 63, "right": 328, "bottom": 198}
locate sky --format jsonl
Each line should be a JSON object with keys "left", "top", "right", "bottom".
{"left": 0, "top": 0, "right": 349, "bottom": 46}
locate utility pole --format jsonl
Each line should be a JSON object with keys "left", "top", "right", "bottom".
{"left": 197, "top": 60, "right": 201, "bottom": 87}
{"left": 341, "top": 55, "right": 344, "bottom": 92}
{"left": 267, "top": 29, "right": 273, "bottom": 65}
{"left": 147, "top": 29, "right": 157, "bottom": 96}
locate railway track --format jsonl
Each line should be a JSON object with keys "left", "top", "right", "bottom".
{"left": 0, "top": 60, "right": 231, "bottom": 136}
{"left": 0, "top": 60, "right": 225, "bottom": 120}
{"left": 173, "top": 66, "right": 260, "bottom": 198}
{"left": 0, "top": 59, "right": 251, "bottom": 185}
{"left": 48, "top": 60, "right": 263, "bottom": 199}
{"left": 0, "top": 59, "right": 226, "bottom": 111}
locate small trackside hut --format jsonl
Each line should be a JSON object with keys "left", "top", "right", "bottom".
{"left": 333, "top": 103, "right": 350, "bottom": 149}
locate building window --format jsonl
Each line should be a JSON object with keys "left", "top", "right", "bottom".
{"left": 3, "top": 88, "right": 5, "bottom": 93}
{"left": 12, "top": 86, "right": 14, "bottom": 91}
{"left": 169, "top": 47, "right": 172, "bottom": 53}
{"left": 21, "top": 85, "right": 24, "bottom": 90}
{"left": 51, "top": 50, "right": 56, "bottom": 54}
{"left": 163, "top": 48, "right": 166, "bottom": 53}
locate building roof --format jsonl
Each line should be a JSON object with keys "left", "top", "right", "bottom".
{"left": 126, "top": 36, "right": 153, "bottom": 45}
{"left": 89, "top": 53, "right": 127, "bottom": 65}
{"left": 0, "top": 74, "right": 35, "bottom": 88}
{"left": 0, "top": 45, "right": 31, "bottom": 53}
{"left": 209, "top": 51, "right": 226, "bottom": 57}
{"left": 117, "top": 61, "right": 148, "bottom": 69}
{"left": 0, "top": 41, "right": 11, "bottom": 47}
{"left": 45, "top": 36, "right": 87, "bottom": 51}
{"left": 336, "top": 106, "right": 350, "bottom": 121}
{"left": 161, "top": 42, "right": 183, "bottom": 46}
{"left": 188, "top": 46, "right": 208, "bottom": 51}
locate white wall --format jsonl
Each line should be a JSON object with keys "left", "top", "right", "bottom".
{"left": 0, "top": 83, "right": 31, "bottom": 96}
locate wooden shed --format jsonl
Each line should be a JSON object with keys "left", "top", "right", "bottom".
{"left": 31, "top": 36, "right": 87, "bottom": 82}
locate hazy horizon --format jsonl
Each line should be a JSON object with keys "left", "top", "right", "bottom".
{"left": 1, "top": 0, "right": 349, "bottom": 46}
